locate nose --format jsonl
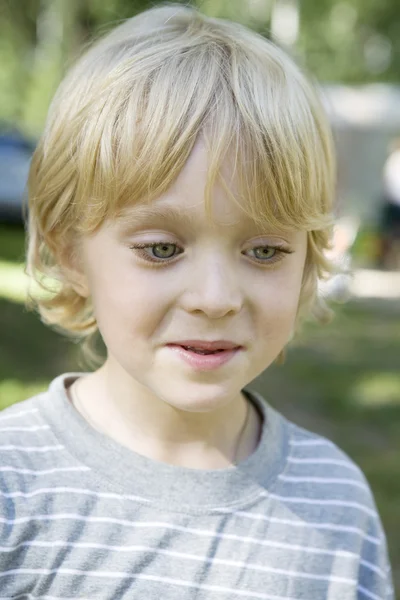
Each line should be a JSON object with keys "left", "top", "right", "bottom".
{"left": 180, "top": 254, "right": 243, "bottom": 318}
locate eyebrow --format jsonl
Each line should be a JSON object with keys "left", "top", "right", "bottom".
{"left": 114, "top": 203, "right": 295, "bottom": 237}
{"left": 115, "top": 204, "right": 200, "bottom": 232}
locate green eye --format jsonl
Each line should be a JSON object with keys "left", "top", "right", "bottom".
{"left": 151, "top": 243, "right": 178, "bottom": 259}
{"left": 252, "top": 246, "right": 276, "bottom": 260}
{"left": 130, "top": 241, "right": 183, "bottom": 264}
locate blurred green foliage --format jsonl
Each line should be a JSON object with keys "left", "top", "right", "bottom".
{"left": 298, "top": 0, "right": 400, "bottom": 84}
{"left": 0, "top": 0, "right": 399, "bottom": 135}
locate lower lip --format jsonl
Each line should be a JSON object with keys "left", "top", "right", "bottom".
{"left": 166, "top": 345, "right": 241, "bottom": 371}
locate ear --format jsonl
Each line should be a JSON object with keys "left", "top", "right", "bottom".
{"left": 57, "top": 238, "right": 91, "bottom": 299}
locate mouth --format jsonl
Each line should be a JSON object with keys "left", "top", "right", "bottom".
{"left": 179, "top": 346, "right": 227, "bottom": 355}
{"left": 165, "top": 341, "right": 243, "bottom": 371}
{"left": 168, "top": 340, "right": 242, "bottom": 353}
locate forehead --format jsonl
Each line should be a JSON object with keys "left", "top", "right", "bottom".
{"left": 113, "top": 141, "right": 239, "bottom": 228}
{"left": 104, "top": 138, "right": 307, "bottom": 241}
{"left": 112, "top": 141, "right": 287, "bottom": 234}
{"left": 115, "top": 201, "right": 246, "bottom": 236}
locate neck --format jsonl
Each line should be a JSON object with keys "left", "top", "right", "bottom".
{"left": 68, "top": 364, "right": 261, "bottom": 469}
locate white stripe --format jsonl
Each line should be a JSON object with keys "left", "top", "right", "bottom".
{"left": 0, "top": 592, "right": 93, "bottom": 600}
{"left": 0, "top": 466, "right": 90, "bottom": 475}
{"left": 357, "top": 584, "right": 383, "bottom": 600}
{"left": 359, "top": 559, "right": 386, "bottom": 579}
{"left": 0, "top": 596, "right": 92, "bottom": 600}
{"left": 0, "top": 596, "right": 91, "bottom": 600}
{"left": 265, "top": 492, "right": 377, "bottom": 517}
{"left": 0, "top": 567, "right": 347, "bottom": 600}
{"left": 0, "top": 487, "right": 151, "bottom": 504}
{"left": 287, "top": 457, "right": 360, "bottom": 472}
{"left": 289, "top": 438, "right": 334, "bottom": 447}
{"left": 0, "top": 485, "right": 380, "bottom": 547}
{"left": 0, "top": 539, "right": 357, "bottom": 584}
{"left": 0, "top": 408, "right": 38, "bottom": 421}
{"left": 0, "top": 425, "right": 50, "bottom": 432}
{"left": 0, "top": 444, "right": 63, "bottom": 452}
{"left": 279, "top": 474, "right": 369, "bottom": 491}
{"left": 0, "top": 513, "right": 357, "bottom": 559}
{"left": 211, "top": 507, "right": 380, "bottom": 545}
{"left": 0, "top": 486, "right": 380, "bottom": 546}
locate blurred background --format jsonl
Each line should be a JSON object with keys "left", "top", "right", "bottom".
{"left": 0, "top": 0, "right": 399, "bottom": 593}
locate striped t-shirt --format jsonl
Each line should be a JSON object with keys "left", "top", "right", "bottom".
{"left": 0, "top": 372, "right": 394, "bottom": 599}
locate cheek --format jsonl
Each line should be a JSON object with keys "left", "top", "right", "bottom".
{"left": 252, "top": 269, "right": 304, "bottom": 335}
{"left": 87, "top": 258, "right": 174, "bottom": 338}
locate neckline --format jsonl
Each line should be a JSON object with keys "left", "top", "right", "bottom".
{"left": 38, "top": 372, "right": 289, "bottom": 514}
{"left": 68, "top": 376, "right": 254, "bottom": 467}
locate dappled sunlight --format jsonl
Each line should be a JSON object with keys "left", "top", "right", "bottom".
{"left": 350, "top": 372, "right": 400, "bottom": 408}
{"left": 0, "top": 259, "right": 51, "bottom": 304}
{"left": 0, "top": 260, "right": 28, "bottom": 303}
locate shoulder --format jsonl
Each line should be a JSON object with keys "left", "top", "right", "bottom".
{"left": 0, "top": 374, "right": 80, "bottom": 484}
{"left": 0, "top": 392, "right": 58, "bottom": 473}
{"left": 0, "top": 371, "right": 83, "bottom": 442}
{"left": 0, "top": 376, "right": 88, "bottom": 527}
{"left": 283, "top": 422, "right": 394, "bottom": 600}
{"left": 286, "top": 418, "right": 365, "bottom": 476}
{"left": 0, "top": 394, "right": 50, "bottom": 518}
{"left": 249, "top": 390, "right": 379, "bottom": 520}
{"left": 0, "top": 393, "right": 44, "bottom": 424}
{"left": 0, "top": 392, "right": 49, "bottom": 439}
{"left": 251, "top": 390, "right": 370, "bottom": 493}
{"left": 278, "top": 417, "right": 383, "bottom": 529}
{"left": 284, "top": 418, "right": 373, "bottom": 493}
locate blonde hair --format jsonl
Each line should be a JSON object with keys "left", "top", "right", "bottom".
{"left": 26, "top": 3, "right": 336, "bottom": 368}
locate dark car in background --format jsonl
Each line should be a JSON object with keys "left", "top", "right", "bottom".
{"left": 0, "top": 127, "right": 34, "bottom": 224}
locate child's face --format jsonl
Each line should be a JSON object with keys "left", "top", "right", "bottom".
{"left": 76, "top": 140, "right": 307, "bottom": 412}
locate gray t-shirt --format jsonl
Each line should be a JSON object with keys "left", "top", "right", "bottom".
{"left": 0, "top": 373, "right": 394, "bottom": 599}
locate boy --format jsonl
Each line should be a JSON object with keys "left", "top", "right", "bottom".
{"left": 0, "top": 4, "right": 394, "bottom": 598}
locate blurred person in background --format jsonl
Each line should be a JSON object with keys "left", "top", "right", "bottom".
{"left": 377, "top": 137, "right": 400, "bottom": 270}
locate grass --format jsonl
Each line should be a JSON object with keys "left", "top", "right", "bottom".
{"left": 1, "top": 223, "right": 399, "bottom": 594}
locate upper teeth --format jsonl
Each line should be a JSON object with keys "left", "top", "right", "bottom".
{"left": 183, "top": 346, "right": 220, "bottom": 354}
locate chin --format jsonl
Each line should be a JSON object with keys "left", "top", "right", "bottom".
{"left": 157, "top": 381, "right": 242, "bottom": 413}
